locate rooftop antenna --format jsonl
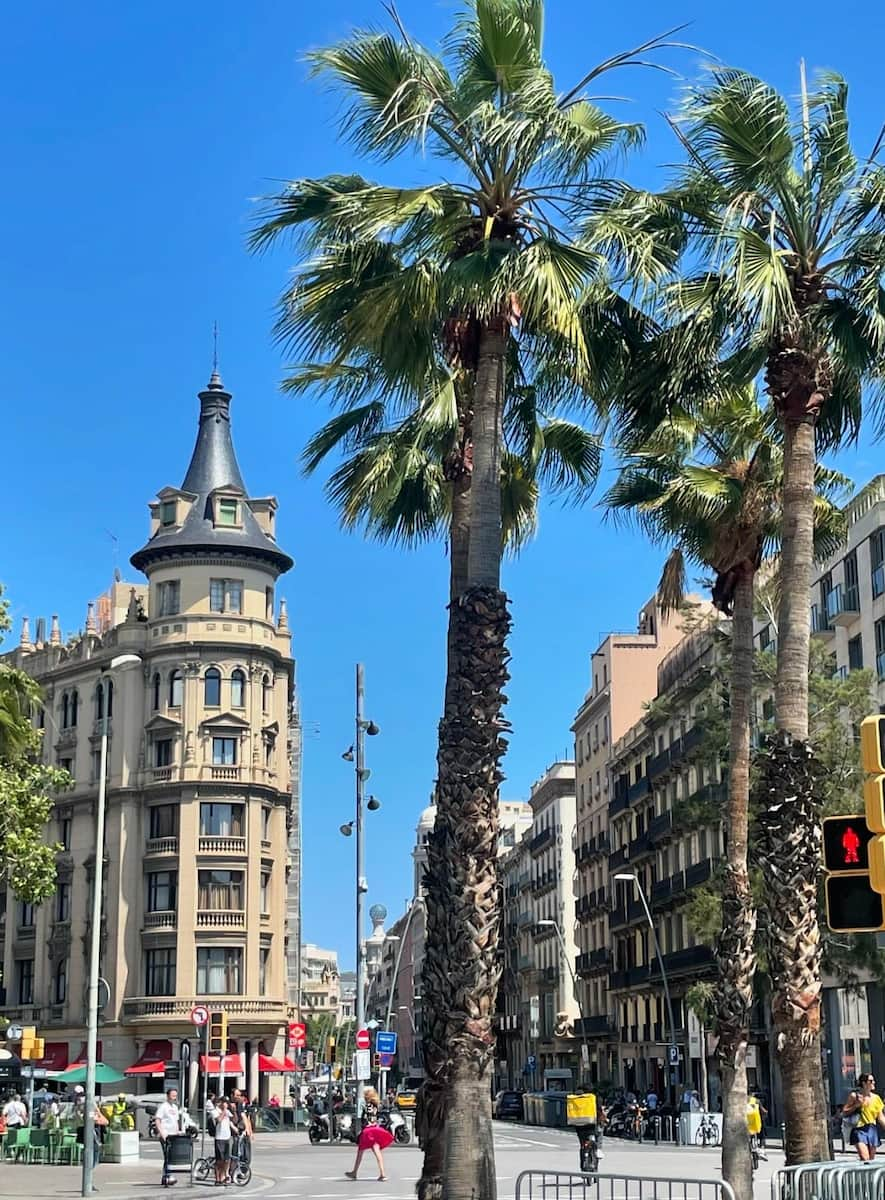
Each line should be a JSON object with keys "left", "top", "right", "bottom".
{"left": 213, "top": 320, "right": 219, "bottom": 373}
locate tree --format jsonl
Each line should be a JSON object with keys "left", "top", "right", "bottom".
{"left": 0, "top": 584, "right": 69, "bottom": 902}
{"left": 250, "top": 5, "right": 683, "bottom": 1195}
{"left": 605, "top": 390, "right": 845, "bottom": 1200}
{"left": 656, "top": 67, "right": 885, "bottom": 1163}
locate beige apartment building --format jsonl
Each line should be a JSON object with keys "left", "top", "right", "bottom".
{"left": 571, "top": 597, "right": 694, "bottom": 1082}
{"left": 0, "top": 370, "right": 296, "bottom": 1100}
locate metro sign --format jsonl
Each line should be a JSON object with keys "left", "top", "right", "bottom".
{"left": 288, "top": 1022, "right": 306, "bottom": 1050}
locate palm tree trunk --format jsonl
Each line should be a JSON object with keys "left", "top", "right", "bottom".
{"left": 766, "top": 409, "right": 829, "bottom": 1163}
{"left": 467, "top": 323, "right": 506, "bottom": 587}
{"left": 716, "top": 569, "right": 757, "bottom": 1200}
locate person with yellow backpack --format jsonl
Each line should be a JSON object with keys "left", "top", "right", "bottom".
{"left": 746, "top": 1094, "right": 767, "bottom": 1166}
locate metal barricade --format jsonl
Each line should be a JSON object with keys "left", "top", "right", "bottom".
{"left": 771, "top": 1160, "right": 885, "bottom": 1200}
{"left": 515, "top": 1171, "right": 736, "bottom": 1200}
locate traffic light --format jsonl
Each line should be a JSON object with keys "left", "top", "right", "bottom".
{"left": 861, "top": 716, "right": 885, "bottom": 892}
{"left": 19, "top": 1027, "right": 36, "bottom": 1060}
{"left": 822, "top": 816, "right": 873, "bottom": 872}
{"left": 31, "top": 1037, "right": 44, "bottom": 1062}
{"left": 822, "top": 815, "right": 885, "bottom": 932}
{"left": 326, "top": 1037, "right": 336, "bottom": 1065}
{"left": 208, "top": 1010, "right": 228, "bottom": 1055}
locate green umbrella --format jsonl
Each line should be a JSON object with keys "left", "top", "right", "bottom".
{"left": 55, "top": 1063, "right": 124, "bottom": 1085}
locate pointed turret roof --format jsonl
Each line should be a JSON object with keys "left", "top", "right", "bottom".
{"left": 130, "top": 373, "right": 293, "bottom": 575}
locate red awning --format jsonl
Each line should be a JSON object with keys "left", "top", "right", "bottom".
{"left": 37, "top": 1042, "right": 69, "bottom": 1072}
{"left": 199, "top": 1053, "right": 243, "bottom": 1075}
{"left": 69, "top": 1040, "right": 103, "bottom": 1069}
{"left": 257, "top": 1054, "right": 298, "bottom": 1073}
{"left": 125, "top": 1040, "right": 172, "bottom": 1076}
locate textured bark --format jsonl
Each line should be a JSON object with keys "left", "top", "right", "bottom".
{"left": 716, "top": 570, "right": 756, "bottom": 1200}
{"left": 418, "top": 589, "right": 510, "bottom": 1200}
{"left": 467, "top": 324, "right": 506, "bottom": 589}
{"left": 755, "top": 734, "right": 830, "bottom": 1164}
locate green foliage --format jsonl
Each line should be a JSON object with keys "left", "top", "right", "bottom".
{"left": 684, "top": 885, "right": 723, "bottom": 946}
{"left": 684, "top": 980, "right": 716, "bottom": 1024}
{"left": 0, "top": 583, "right": 10, "bottom": 638}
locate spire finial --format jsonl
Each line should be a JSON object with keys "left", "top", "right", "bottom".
{"left": 278, "top": 597, "right": 289, "bottom": 631}
{"left": 86, "top": 600, "right": 97, "bottom": 635}
{"left": 50, "top": 614, "right": 62, "bottom": 645}
{"left": 208, "top": 321, "right": 223, "bottom": 390}
{"left": 19, "top": 616, "right": 33, "bottom": 652}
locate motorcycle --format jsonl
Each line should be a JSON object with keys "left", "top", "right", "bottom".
{"left": 379, "top": 1107, "right": 411, "bottom": 1145}
{"left": 334, "top": 1109, "right": 361, "bottom": 1145}
{"left": 575, "top": 1123, "right": 599, "bottom": 1173}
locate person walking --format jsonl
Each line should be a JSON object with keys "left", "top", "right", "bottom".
{"left": 154, "top": 1087, "right": 183, "bottom": 1187}
{"left": 210, "top": 1098, "right": 234, "bottom": 1185}
{"left": 345, "top": 1087, "right": 394, "bottom": 1183}
{"left": 2, "top": 1093, "right": 27, "bottom": 1130}
{"left": 842, "top": 1074, "right": 885, "bottom": 1162}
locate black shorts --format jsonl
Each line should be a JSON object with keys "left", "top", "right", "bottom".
{"left": 214, "top": 1139, "right": 232, "bottom": 1162}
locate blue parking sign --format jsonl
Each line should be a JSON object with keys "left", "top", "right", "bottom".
{"left": 376, "top": 1030, "right": 398, "bottom": 1056}
{"left": 526, "top": 1055, "right": 537, "bottom": 1072}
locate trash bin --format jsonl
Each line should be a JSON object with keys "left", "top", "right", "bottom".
{"left": 164, "top": 1133, "right": 194, "bottom": 1182}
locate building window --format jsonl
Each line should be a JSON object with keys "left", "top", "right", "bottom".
{"left": 157, "top": 580, "right": 180, "bottom": 617}
{"left": 216, "top": 498, "right": 239, "bottom": 527}
{"left": 147, "top": 870, "right": 177, "bottom": 912}
{"left": 62, "top": 693, "right": 70, "bottom": 729}
{"left": 149, "top": 804, "right": 178, "bottom": 839}
{"left": 70, "top": 690, "right": 79, "bottom": 727}
{"left": 210, "top": 579, "right": 243, "bottom": 614}
{"left": 198, "top": 869, "right": 244, "bottom": 910}
{"left": 873, "top": 529, "right": 885, "bottom": 598}
{"left": 262, "top": 673, "right": 271, "bottom": 714}
{"left": 154, "top": 739, "right": 173, "bottom": 768}
{"left": 262, "top": 807, "right": 272, "bottom": 841}
{"left": 196, "top": 946, "right": 243, "bottom": 995}
{"left": 849, "top": 635, "right": 864, "bottom": 672}
{"left": 54, "top": 959, "right": 67, "bottom": 1004}
{"left": 759, "top": 624, "right": 771, "bottom": 651}
{"left": 19, "top": 901, "right": 36, "bottom": 928}
{"left": 55, "top": 881, "right": 71, "bottom": 922}
{"left": 169, "top": 669, "right": 183, "bottom": 707}
{"left": 160, "top": 499, "right": 177, "bottom": 526}
{"left": 260, "top": 871, "right": 270, "bottom": 913}
{"left": 877, "top": 619, "right": 885, "bottom": 679}
{"left": 259, "top": 947, "right": 270, "bottom": 993}
{"left": 264, "top": 734, "right": 275, "bottom": 768}
{"left": 17, "top": 958, "right": 34, "bottom": 1005}
{"left": 204, "top": 668, "right": 221, "bottom": 707}
{"left": 95, "top": 682, "right": 104, "bottom": 721}
{"left": 152, "top": 673, "right": 161, "bottom": 711}
{"left": 200, "top": 803, "right": 244, "bottom": 838}
{"left": 60, "top": 816, "right": 71, "bottom": 850}
{"left": 265, "top": 587, "right": 274, "bottom": 622}
{"left": 145, "top": 947, "right": 176, "bottom": 996}
{"left": 211, "top": 737, "right": 237, "bottom": 766}
{"left": 231, "top": 669, "right": 246, "bottom": 708}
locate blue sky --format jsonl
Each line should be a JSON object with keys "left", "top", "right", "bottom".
{"left": 3, "top": 1, "right": 885, "bottom": 966}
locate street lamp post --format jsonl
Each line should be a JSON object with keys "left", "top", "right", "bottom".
{"left": 82, "top": 653, "right": 142, "bottom": 1197}
{"left": 536, "top": 919, "right": 589, "bottom": 1085}
{"left": 613, "top": 872, "right": 681, "bottom": 1103}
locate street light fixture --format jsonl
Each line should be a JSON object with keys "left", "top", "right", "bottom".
{"left": 613, "top": 872, "right": 680, "bottom": 1100}
{"left": 342, "top": 746, "right": 355, "bottom": 762}
{"left": 340, "top": 822, "right": 354, "bottom": 837}
{"left": 82, "top": 652, "right": 142, "bottom": 1197}
{"left": 536, "top": 919, "right": 590, "bottom": 1083}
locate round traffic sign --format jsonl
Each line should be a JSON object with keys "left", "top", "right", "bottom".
{"left": 5, "top": 1024, "right": 23, "bottom": 1042}
{"left": 355, "top": 1028, "right": 370, "bottom": 1051}
{"left": 190, "top": 1005, "right": 210, "bottom": 1027}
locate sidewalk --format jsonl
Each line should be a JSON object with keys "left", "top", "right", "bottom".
{"left": 0, "top": 1159, "right": 275, "bottom": 1200}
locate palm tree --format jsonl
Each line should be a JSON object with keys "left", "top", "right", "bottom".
{"left": 649, "top": 67, "right": 885, "bottom": 1163}
{"left": 605, "top": 389, "right": 846, "bottom": 1200}
{"left": 250, "top": 5, "right": 684, "bottom": 1194}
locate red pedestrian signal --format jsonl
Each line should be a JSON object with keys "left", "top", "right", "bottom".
{"left": 822, "top": 816, "right": 872, "bottom": 873}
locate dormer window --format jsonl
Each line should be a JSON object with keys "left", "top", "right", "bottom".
{"left": 216, "top": 498, "right": 240, "bottom": 527}
{"left": 160, "top": 500, "right": 178, "bottom": 527}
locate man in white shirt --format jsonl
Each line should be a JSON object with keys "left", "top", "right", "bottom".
{"left": 210, "top": 1098, "right": 234, "bottom": 1185}
{"left": 3, "top": 1093, "right": 27, "bottom": 1128}
{"left": 154, "top": 1088, "right": 182, "bottom": 1187}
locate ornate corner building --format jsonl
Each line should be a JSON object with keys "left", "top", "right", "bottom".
{"left": 1, "top": 370, "right": 300, "bottom": 1099}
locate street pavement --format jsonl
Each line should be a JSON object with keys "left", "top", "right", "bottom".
{"left": 1, "top": 1122, "right": 818, "bottom": 1200}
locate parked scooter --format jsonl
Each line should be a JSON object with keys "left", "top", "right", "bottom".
{"left": 379, "top": 1107, "right": 411, "bottom": 1145}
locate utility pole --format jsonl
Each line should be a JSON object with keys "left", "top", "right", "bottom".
{"left": 355, "top": 664, "right": 367, "bottom": 1117}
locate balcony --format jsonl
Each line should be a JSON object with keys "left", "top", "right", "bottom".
{"left": 647, "top": 811, "right": 673, "bottom": 845}
{"left": 648, "top": 748, "right": 671, "bottom": 780}
{"left": 627, "top": 776, "right": 651, "bottom": 804}
{"left": 198, "top": 836, "right": 247, "bottom": 855}
{"left": 210, "top": 766, "right": 241, "bottom": 782}
{"left": 196, "top": 911, "right": 246, "bottom": 928}
{"left": 685, "top": 858, "right": 715, "bottom": 888}
{"left": 574, "top": 1015, "right": 617, "bottom": 1038}
{"left": 609, "top": 904, "right": 628, "bottom": 931}
{"left": 150, "top": 766, "right": 176, "bottom": 784}
{"left": 575, "top": 952, "right": 591, "bottom": 976}
{"left": 608, "top": 845, "right": 629, "bottom": 872}
{"left": 529, "top": 826, "right": 555, "bottom": 856}
{"left": 826, "top": 583, "right": 860, "bottom": 627}
{"left": 531, "top": 868, "right": 557, "bottom": 894}
{"left": 811, "top": 603, "right": 834, "bottom": 639}
{"left": 628, "top": 830, "right": 652, "bottom": 860}
{"left": 874, "top": 564, "right": 885, "bottom": 600}
{"left": 143, "top": 910, "right": 176, "bottom": 930}
{"left": 609, "top": 969, "right": 629, "bottom": 990}
{"left": 588, "top": 946, "right": 612, "bottom": 972}
{"left": 121, "top": 996, "right": 290, "bottom": 1025}
{"left": 146, "top": 837, "right": 179, "bottom": 856}
{"left": 609, "top": 782, "right": 630, "bottom": 817}
{"left": 652, "top": 944, "right": 715, "bottom": 976}
{"left": 518, "top": 954, "right": 533, "bottom": 971}
{"left": 517, "top": 910, "right": 534, "bottom": 928}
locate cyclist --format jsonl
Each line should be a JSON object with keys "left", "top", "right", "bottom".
{"left": 746, "top": 1094, "right": 768, "bottom": 1162}
{"left": 842, "top": 1074, "right": 884, "bottom": 1162}
{"left": 567, "top": 1088, "right": 606, "bottom": 1170}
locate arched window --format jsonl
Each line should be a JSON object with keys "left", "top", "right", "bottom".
{"left": 204, "top": 668, "right": 221, "bottom": 708}
{"left": 169, "top": 669, "right": 183, "bottom": 708}
{"left": 106, "top": 679, "right": 114, "bottom": 718}
{"left": 70, "top": 690, "right": 78, "bottom": 727}
{"left": 231, "top": 669, "right": 246, "bottom": 708}
{"left": 152, "top": 673, "right": 161, "bottom": 711}
{"left": 61, "top": 693, "right": 69, "bottom": 730}
{"left": 95, "top": 682, "right": 104, "bottom": 721}
{"left": 262, "top": 673, "right": 271, "bottom": 714}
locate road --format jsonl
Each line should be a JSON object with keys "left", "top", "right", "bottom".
{"left": 6, "top": 1123, "right": 794, "bottom": 1200}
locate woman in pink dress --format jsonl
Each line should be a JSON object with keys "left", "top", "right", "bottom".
{"left": 345, "top": 1088, "right": 394, "bottom": 1182}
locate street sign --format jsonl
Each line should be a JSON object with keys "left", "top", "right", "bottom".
{"left": 378, "top": 1052, "right": 394, "bottom": 1069}
{"left": 288, "top": 1022, "right": 307, "bottom": 1050}
{"left": 668, "top": 1045, "right": 679, "bottom": 1066}
{"left": 353, "top": 1050, "right": 371, "bottom": 1080}
{"left": 355, "top": 1028, "right": 371, "bottom": 1051}
{"left": 580, "top": 1043, "right": 589, "bottom": 1069}
{"left": 376, "top": 1030, "right": 397, "bottom": 1056}
{"left": 526, "top": 1054, "right": 537, "bottom": 1072}
{"left": 190, "top": 1005, "right": 210, "bottom": 1027}
{"left": 5, "top": 1024, "right": 23, "bottom": 1042}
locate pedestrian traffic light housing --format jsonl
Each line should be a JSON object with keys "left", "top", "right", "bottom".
{"left": 208, "top": 1010, "right": 228, "bottom": 1055}
{"left": 822, "top": 813, "right": 885, "bottom": 932}
{"left": 860, "top": 715, "right": 885, "bottom": 892}
{"left": 19, "top": 1027, "right": 37, "bottom": 1060}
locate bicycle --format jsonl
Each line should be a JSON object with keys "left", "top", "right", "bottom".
{"left": 193, "top": 1140, "right": 252, "bottom": 1187}
{"left": 749, "top": 1132, "right": 760, "bottom": 1171}
{"left": 694, "top": 1112, "right": 721, "bottom": 1148}
{"left": 574, "top": 1124, "right": 599, "bottom": 1173}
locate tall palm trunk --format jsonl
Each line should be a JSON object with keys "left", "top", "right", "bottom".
{"left": 717, "top": 569, "right": 757, "bottom": 1200}
{"left": 419, "top": 322, "right": 510, "bottom": 1200}
{"left": 765, "top": 396, "right": 829, "bottom": 1164}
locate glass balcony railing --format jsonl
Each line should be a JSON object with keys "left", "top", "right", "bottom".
{"left": 825, "top": 584, "right": 860, "bottom": 622}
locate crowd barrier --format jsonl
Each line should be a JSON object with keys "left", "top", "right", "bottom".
{"left": 514, "top": 1170, "right": 736, "bottom": 1200}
